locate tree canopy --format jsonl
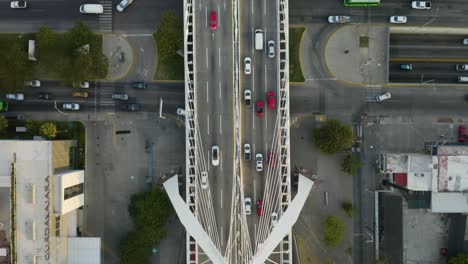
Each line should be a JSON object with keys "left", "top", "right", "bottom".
{"left": 313, "top": 119, "right": 354, "bottom": 154}
{"left": 323, "top": 215, "right": 346, "bottom": 248}
{"left": 39, "top": 122, "right": 57, "bottom": 139}
{"left": 449, "top": 253, "right": 468, "bottom": 264}
{"left": 342, "top": 153, "right": 362, "bottom": 175}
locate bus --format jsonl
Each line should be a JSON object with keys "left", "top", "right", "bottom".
{"left": 344, "top": 0, "right": 380, "bottom": 6}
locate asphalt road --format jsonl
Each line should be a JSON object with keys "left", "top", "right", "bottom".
{"left": 389, "top": 61, "right": 466, "bottom": 83}
{"left": 194, "top": 0, "right": 234, "bottom": 260}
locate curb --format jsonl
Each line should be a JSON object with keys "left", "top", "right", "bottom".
{"left": 104, "top": 33, "right": 135, "bottom": 81}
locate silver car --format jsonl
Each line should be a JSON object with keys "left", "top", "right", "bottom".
{"left": 256, "top": 153, "right": 263, "bottom": 172}
{"left": 244, "top": 57, "right": 252, "bottom": 74}
{"left": 267, "top": 40, "right": 275, "bottom": 58}
{"left": 111, "top": 93, "right": 129, "bottom": 100}
{"left": 245, "top": 197, "right": 252, "bottom": 215}
{"left": 63, "top": 103, "right": 80, "bottom": 111}
{"left": 212, "top": 145, "right": 220, "bottom": 166}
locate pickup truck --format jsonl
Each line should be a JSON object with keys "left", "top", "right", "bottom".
{"left": 411, "top": 1, "right": 431, "bottom": 9}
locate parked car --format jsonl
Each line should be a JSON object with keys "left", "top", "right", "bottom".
{"left": 244, "top": 57, "right": 251, "bottom": 74}
{"left": 411, "top": 1, "right": 431, "bottom": 9}
{"left": 25, "top": 80, "right": 40, "bottom": 87}
{"left": 201, "top": 171, "right": 208, "bottom": 189}
{"left": 38, "top": 92, "right": 51, "bottom": 100}
{"left": 131, "top": 82, "right": 147, "bottom": 89}
{"left": 267, "top": 40, "right": 275, "bottom": 58}
{"left": 244, "top": 89, "right": 252, "bottom": 107}
{"left": 209, "top": 11, "right": 217, "bottom": 30}
{"left": 267, "top": 91, "right": 276, "bottom": 109}
{"left": 256, "top": 153, "right": 263, "bottom": 172}
{"left": 463, "top": 39, "right": 468, "bottom": 45}
{"left": 390, "top": 16, "right": 407, "bottom": 24}
{"left": 111, "top": 93, "right": 129, "bottom": 100}
{"left": 10, "top": 1, "right": 27, "bottom": 8}
{"left": 212, "top": 145, "right": 220, "bottom": 166}
{"left": 257, "top": 200, "right": 263, "bottom": 217}
{"left": 255, "top": 100, "right": 264, "bottom": 117}
{"left": 271, "top": 212, "right": 278, "bottom": 227}
{"left": 244, "top": 143, "right": 251, "bottom": 160}
{"left": 456, "top": 64, "right": 468, "bottom": 71}
{"left": 400, "top": 64, "right": 413, "bottom": 70}
{"left": 72, "top": 91, "right": 89, "bottom": 98}
{"left": 74, "top": 81, "right": 89, "bottom": 89}
{"left": 116, "top": 0, "right": 133, "bottom": 12}
{"left": 119, "top": 103, "right": 141, "bottom": 111}
{"left": 63, "top": 103, "right": 80, "bottom": 111}
{"left": 459, "top": 125, "right": 467, "bottom": 143}
{"left": 6, "top": 93, "right": 24, "bottom": 101}
{"left": 245, "top": 197, "right": 252, "bottom": 215}
{"left": 376, "top": 92, "right": 391, "bottom": 103}
{"left": 327, "top": 15, "right": 351, "bottom": 24}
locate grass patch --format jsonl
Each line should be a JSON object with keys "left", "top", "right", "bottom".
{"left": 289, "top": 27, "right": 305, "bottom": 82}
{"left": 359, "top": 36, "right": 369, "bottom": 48}
{"left": 153, "top": 47, "right": 184, "bottom": 80}
{"left": 296, "top": 234, "right": 318, "bottom": 264}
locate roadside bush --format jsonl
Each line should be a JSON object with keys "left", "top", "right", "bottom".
{"left": 323, "top": 215, "right": 345, "bottom": 248}
{"left": 0, "top": 116, "right": 7, "bottom": 133}
{"left": 154, "top": 11, "right": 183, "bottom": 62}
{"left": 449, "top": 253, "right": 468, "bottom": 264}
{"left": 342, "top": 201, "right": 354, "bottom": 217}
{"left": 341, "top": 153, "right": 362, "bottom": 175}
{"left": 39, "top": 122, "right": 57, "bottom": 139}
{"left": 312, "top": 119, "right": 354, "bottom": 154}
{"left": 0, "top": 42, "right": 33, "bottom": 90}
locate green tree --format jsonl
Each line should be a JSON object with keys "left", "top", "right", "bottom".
{"left": 154, "top": 11, "right": 183, "bottom": 62}
{"left": 39, "top": 122, "right": 57, "bottom": 139}
{"left": 323, "top": 215, "right": 345, "bottom": 248}
{"left": 342, "top": 202, "right": 354, "bottom": 217}
{"left": 449, "top": 253, "right": 468, "bottom": 264}
{"left": 312, "top": 119, "right": 354, "bottom": 154}
{"left": 36, "top": 26, "right": 57, "bottom": 48}
{"left": 119, "top": 188, "right": 173, "bottom": 263}
{"left": 0, "top": 43, "right": 33, "bottom": 90}
{"left": 67, "top": 22, "right": 93, "bottom": 50}
{"left": 0, "top": 116, "right": 7, "bottom": 133}
{"left": 25, "top": 120, "right": 41, "bottom": 135}
{"left": 342, "top": 153, "right": 362, "bottom": 175}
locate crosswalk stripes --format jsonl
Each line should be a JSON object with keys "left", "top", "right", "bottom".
{"left": 98, "top": 82, "right": 115, "bottom": 110}
{"left": 99, "top": 1, "right": 113, "bottom": 32}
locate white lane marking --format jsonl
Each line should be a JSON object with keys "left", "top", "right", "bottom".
{"left": 206, "top": 47, "right": 209, "bottom": 68}
{"left": 254, "top": 179, "right": 257, "bottom": 202}
{"left": 220, "top": 151, "right": 223, "bottom": 171}
{"left": 205, "top": 7, "right": 207, "bottom": 28}
{"left": 207, "top": 82, "right": 209, "bottom": 103}
{"left": 252, "top": 109, "right": 255, "bottom": 130}
{"left": 207, "top": 113, "right": 210, "bottom": 135}
{"left": 251, "top": 0, "right": 254, "bottom": 15}
{"left": 252, "top": 66, "right": 255, "bottom": 93}
{"left": 266, "top": 106, "right": 268, "bottom": 129}
{"left": 252, "top": 27, "right": 255, "bottom": 53}
{"left": 219, "top": 82, "right": 222, "bottom": 99}
{"left": 221, "top": 188, "right": 223, "bottom": 208}
{"left": 224, "top": 2, "right": 226, "bottom": 10}
{"left": 254, "top": 224, "right": 257, "bottom": 245}
{"left": 264, "top": 0, "right": 266, "bottom": 16}
{"left": 218, "top": 48, "right": 221, "bottom": 68}
{"left": 265, "top": 66, "right": 267, "bottom": 92}
{"left": 219, "top": 115, "right": 223, "bottom": 135}
{"left": 218, "top": 5, "right": 220, "bottom": 28}
{"left": 207, "top": 150, "right": 210, "bottom": 170}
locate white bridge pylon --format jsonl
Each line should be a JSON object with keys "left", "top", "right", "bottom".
{"left": 163, "top": 176, "right": 225, "bottom": 264}
{"left": 164, "top": 173, "right": 315, "bottom": 263}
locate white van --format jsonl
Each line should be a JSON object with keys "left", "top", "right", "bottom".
{"left": 255, "top": 29, "right": 264, "bottom": 51}
{"left": 458, "top": 76, "right": 468, "bottom": 83}
{"left": 80, "top": 4, "right": 104, "bottom": 14}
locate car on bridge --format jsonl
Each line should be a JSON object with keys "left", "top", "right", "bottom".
{"left": 256, "top": 153, "right": 263, "bottom": 172}
{"left": 244, "top": 143, "right": 251, "bottom": 160}
{"left": 245, "top": 198, "right": 252, "bottom": 215}
{"left": 244, "top": 89, "right": 251, "bottom": 107}
{"left": 271, "top": 212, "right": 278, "bottom": 227}
{"left": 209, "top": 11, "right": 217, "bottom": 30}
{"left": 201, "top": 171, "right": 208, "bottom": 189}
{"left": 257, "top": 200, "right": 263, "bottom": 217}
{"left": 255, "top": 100, "right": 264, "bottom": 117}
{"left": 244, "top": 57, "right": 251, "bottom": 74}
{"left": 212, "top": 145, "right": 220, "bottom": 166}
{"left": 267, "top": 91, "right": 276, "bottom": 109}
{"left": 267, "top": 40, "right": 275, "bottom": 58}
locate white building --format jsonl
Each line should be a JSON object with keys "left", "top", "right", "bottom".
{"left": 380, "top": 145, "right": 468, "bottom": 213}
{"left": 0, "top": 140, "right": 100, "bottom": 264}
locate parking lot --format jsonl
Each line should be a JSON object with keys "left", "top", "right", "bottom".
{"left": 389, "top": 34, "right": 468, "bottom": 84}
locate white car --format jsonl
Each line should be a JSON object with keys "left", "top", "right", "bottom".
{"left": 177, "top": 108, "right": 186, "bottom": 116}
{"left": 327, "top": 16, "right": 351, "bottom": 24}
{"left": 212, "top": 145, "right": 220, "bottom": 166}
{"left": 267, "top": 40, "right": 275, "bottom": 58}
{"left": 75, "top": 81, "right": 89, "bottom": 89}
{"left": 116, "top": 0, "right": 133, "bottom": 12}
{"left": 25, "top": 80, "right": 40, "bottom": 87}
{"left": 244, "top": 89, "right": 251, "bottom": 107}
{"left": 463, "top": 39, "right": 468, "bottom": 45}
{"left": 271, "top": 212, "right": 278, "bottom": 227}
{"left": 244, "top": 57, "right": 251, "bottom": 74}
{"left": 411, "top": 1, "right": 431, "bottom": 9}
{"left": 389, "top": 16, "right": 407, "bottom": 24}
{"left": 376, "top": 92, "right": 391, "bottom": 102}
{"left": 244, "top": 143, "right": 251, "bottom": 160}
{"left": 256, "top": 153, "right": 263, "bottom": 172}
{"left": 63, "top": 103, "right": 80, "bottom": 111}
{"left": 201, "top": 171, "right": 208, "bottom": 189}
{"left": 10, "top": 1, "right": 27, "bottom": 8}
{"left": 245, "top": 197, "right": 252, "bottom": 215}
{"left": 6, "top": 93, "right": 24, "bottom": 101}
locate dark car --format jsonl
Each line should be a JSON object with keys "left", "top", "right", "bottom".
{"left": 459, "top": 125, "right": 466, "bottom": 143}
{"left": 132, "top": 82, "right": 147, "bottom": 89}
{"left": 38, "top": 92, "right": 51, "bottom": 100}
{"left": 255, "top": 100, "right": 264, "bottom": 117}
{"left": 120, "top": 103, "right": 141, "bottom": 111}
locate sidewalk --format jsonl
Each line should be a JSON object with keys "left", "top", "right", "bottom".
{"left": 103, "top": 34, "right": 134, "bottom": 81}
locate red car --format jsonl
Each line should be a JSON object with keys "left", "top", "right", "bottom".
{"left": 459, "top": 125, "right": 467, "bottom": 143}
{"left": 255, "top": 100, "right": 264, "bottom": 117}
{"left": 267, "top": 91, "right": 276, "bottom": 109}
{"left": 257, "top": 200, "right": 263, "bottom": 216}
{"left": 209, "top": 11, "right": 217, "bottom": 30}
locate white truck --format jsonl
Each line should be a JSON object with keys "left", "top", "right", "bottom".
{"left": 255, "top": 29, "right": 264, "bottom": 50}
{"left": 411, "top": 1, "right": 431, "bottom": 9}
